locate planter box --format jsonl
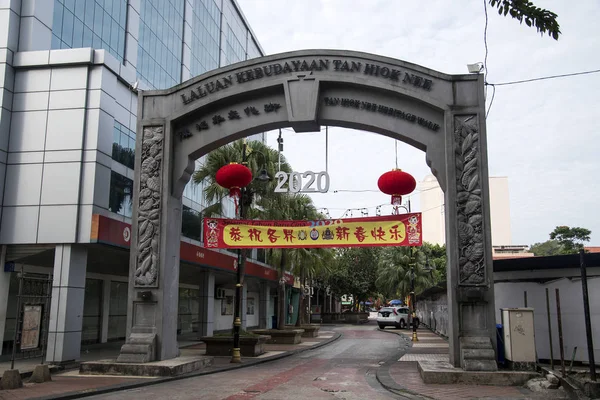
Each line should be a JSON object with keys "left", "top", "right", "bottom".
{"left": 285, "top": 324, "right": 320, "bottom": 338}
{"left": 251, "top": 329, "right": 304, "bottom": 344}
{"left": 201, "top": 335, "right": 270, "bottom": 357}
{"left": 342, "top": 312, "right": 369, "bottom": 324}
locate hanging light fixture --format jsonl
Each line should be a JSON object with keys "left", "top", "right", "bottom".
{"left": 215, "top": 162, "right": 253, "bottom": 215}
{"left": 377, "top": 169, "right": 416, "bottom": 210}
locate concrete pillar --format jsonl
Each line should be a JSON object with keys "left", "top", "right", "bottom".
{"left": 46, "top": 245, "right": 88, "bottom": 364}
{"left": 197, "top": 271, "right": 215, "bottom": 337}
{"left": 241, "top": 284, "right": 248, "bottom": 330}
{"left": 100, "top": 278, "right": 111, "bottom": 343}
{"left": 444, "top": 111, "right": 497, "bottom": 371}
{"left": 258, "top": 282, "right": 269, "bottom": 329}
{"left": 0, "top": 246, "right": 10, "bottom": 355}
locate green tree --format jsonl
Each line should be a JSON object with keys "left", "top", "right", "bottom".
{"left": 329, "top": 248, "right": 379, "bottom": 311}
{"left": 549, "top": 226, "right": 591, "bottom": 254}
{"left": 421, "top": 243, "right": 447, "bottom": 284}
{"left": 376, "top": 246, "right": 436, "bottom": 301}
{"left": 529, "top": 239, "right": 562, "bottom": 256}
{"left": 489, "top": 0, "right": 560, "bottom": 40}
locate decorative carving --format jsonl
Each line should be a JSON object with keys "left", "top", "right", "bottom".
{"left": 454, "top": 116, "right": 486, "bottom": 285}
{"left": 135, "top": 126, "right": 164, "bottom": 287}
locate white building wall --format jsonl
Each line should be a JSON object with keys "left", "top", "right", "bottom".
{"left": 495, "top": 277, "right": 600, "bottom": 364}
{"left": 420, "top": 175, "right": 512, "bottom": 246}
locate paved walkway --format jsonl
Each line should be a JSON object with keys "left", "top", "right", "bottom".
{"left": 378, "top": 327, "right": 569, "bottom": 400}
{"left": 0, "top": 330, "right": 340, "bottom": 400}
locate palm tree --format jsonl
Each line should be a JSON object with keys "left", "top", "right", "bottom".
{"left": 376, "top": 246, "right": 435, "bottom": 301}
{"left": 192, "top": 140, "right": 292, "bottom": 218}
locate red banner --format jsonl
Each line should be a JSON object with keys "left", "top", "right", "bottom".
{"left": 90, "top": 214, "right": 294, "bottom": 284}
{"left": 204, "top": 214, "right": 422, "bottom": 249}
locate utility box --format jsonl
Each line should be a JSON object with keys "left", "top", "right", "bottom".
{"left": 501, "top": 308, "right": 536, "bottom": 370}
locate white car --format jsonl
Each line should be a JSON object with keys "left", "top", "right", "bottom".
{"left": 377, "top": 306, "right": 410, "bottom": 329}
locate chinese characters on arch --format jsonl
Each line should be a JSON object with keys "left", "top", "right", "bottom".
{"left": 203, "top": 214, "right": 422, "bottom": 249}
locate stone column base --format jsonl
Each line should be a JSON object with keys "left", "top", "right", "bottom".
{"left": 460, "top": 337, "right": 498, "bottom": 371}
{"left": 117, "top": 329, "right": 157, "bottom": 363}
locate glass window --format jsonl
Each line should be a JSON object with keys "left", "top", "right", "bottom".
{"left": 181, "top": 205, "right": 201, "bottom": 241}
{"left": 61, "top": 9, "right": 74, "bottom": 46}
{"left": 137, "top": 0, "right": 184, "bottom": 89}
{"left": 51, "top": 0, "right": 127, "bottom": 62}
{"left": 109, "top": 171, "right": 133, "bottom": 217}
{"left": 73, "top": 18, "right": 84, "bottom": 48}
{"left": 74, "top": 0, "right": 85, "bottom": 21}
{"left": 84, "top": 0, "right": 95, "bottom": 27}
{"left": 190, "top": 0, "right": 220, "bottom": 77}
{"left": 53, "top": 2, "right": 64, "bottom": 37}
{"left": 111, "top": 121, "right": 135, "bottom": 169}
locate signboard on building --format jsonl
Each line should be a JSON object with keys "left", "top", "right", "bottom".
{"left": 20, "top": 305, "right": 42, "bottom": 350}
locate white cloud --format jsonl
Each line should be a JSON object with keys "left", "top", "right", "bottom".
{"left": 238, "top": 0, "right": 600, "bottom": 245}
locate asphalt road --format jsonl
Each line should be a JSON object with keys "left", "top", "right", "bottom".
{"left": 87, "top": 323, "right": 410, "bottom": 400}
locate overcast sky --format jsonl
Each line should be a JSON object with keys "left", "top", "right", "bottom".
{"left": 236, "top": 0, "right": 600, "bottom": 246}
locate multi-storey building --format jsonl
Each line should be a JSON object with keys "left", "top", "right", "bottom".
{"left": 0, "top": 0, "right": 285, "bottom": 364}
{"left": 420, "top": 174, "right": 513, "bottom": 246}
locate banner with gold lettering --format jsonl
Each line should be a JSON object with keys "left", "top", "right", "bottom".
{"left": 203, "top": 214, "right": 422, "bottom": 249}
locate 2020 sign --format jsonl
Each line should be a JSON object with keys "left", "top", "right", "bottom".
{"left": 274, "top": 171, "right": 330, "bottom": 193}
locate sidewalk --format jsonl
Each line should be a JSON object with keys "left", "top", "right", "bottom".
{"left": 0, "top": 329, "right": 340, "bottom": 400}
{"left": 377, "top": 328, "right": 569, "bottom": 400}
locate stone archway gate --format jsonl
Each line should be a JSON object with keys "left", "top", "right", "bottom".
{"left": 120, "top": 50, "right": 497, "bottom": 371}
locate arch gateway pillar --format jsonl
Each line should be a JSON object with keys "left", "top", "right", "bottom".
{"left": 118, "top": 50, "right": 497, "bottom": 371}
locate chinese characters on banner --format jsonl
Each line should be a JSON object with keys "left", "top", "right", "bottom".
{"left": 203, "top": 214, "right": 422, "bottom": 249}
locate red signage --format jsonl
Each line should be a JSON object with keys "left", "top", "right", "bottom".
{"left": 90, "top": 214, "right": 292, "bottom": 284}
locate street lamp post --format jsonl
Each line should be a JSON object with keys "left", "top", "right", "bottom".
{"left": 231, "top": 142, "right": 270, "bottom": 363}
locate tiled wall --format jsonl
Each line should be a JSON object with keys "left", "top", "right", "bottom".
{"left": 0, "top": 48, "right": 139, "bottom": 244}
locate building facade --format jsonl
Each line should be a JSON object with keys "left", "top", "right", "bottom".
{"left": 0, "top": 0, "right": 285, "bottom": 364}
{"left": 420, "top": 174, "right": 512, "bottom": 246}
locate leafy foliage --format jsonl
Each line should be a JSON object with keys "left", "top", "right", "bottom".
{"left": 549, "top": 226, "right": 591, "bottom": 254}
{"left": 376, "top": 245, "right": 438, "bottom": 301}
{"left": 489, "top": 0, "right": 561, "bottom": 40}
{"left": 529, "top": 239, "right": 562, "bottom": 256}
{"left": 327, "top": 248, "right": 379, "bottom": 311}
{"left": 192, "top": 140, "right": 292, "bottom": 218}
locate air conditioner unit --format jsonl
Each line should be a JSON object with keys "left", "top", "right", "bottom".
{"left": 215, "top": 287, "right": 226, "bottom": 299}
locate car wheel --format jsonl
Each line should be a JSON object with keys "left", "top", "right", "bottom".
{"left": 378, "top": 324, "right": 384, "bottom": 329}
{"left": 400, "top": 319, "right": 406, "bottom": 329}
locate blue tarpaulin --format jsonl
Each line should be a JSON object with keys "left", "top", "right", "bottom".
{"left": 389, "top": 299, "right": 402, "bottom": 305}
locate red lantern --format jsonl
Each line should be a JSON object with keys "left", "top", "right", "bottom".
{"left": 215, "top": 162, "right": 252, "bottom": 215}
{"left": 377, "top": 169, "right": 416, "bottom": 206}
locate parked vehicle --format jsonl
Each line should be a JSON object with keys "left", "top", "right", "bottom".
{"left": 377, "top": 306, "right": 410, "bottom": 329}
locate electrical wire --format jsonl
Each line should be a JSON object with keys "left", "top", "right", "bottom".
{"left": 485, "top": 83, "right": 496, "bottom": 119}
{"left": 488, "top": 69, "right": 600, "bottom": 86}
{"left": 482, "top": 0, "right": 492, "bottom": 118}
{"left": 483, "top": 0, "right": 489, "bottom": 81}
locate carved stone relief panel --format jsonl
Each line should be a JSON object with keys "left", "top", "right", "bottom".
{"left": 454, "top": 115, "right": 486, "bottom": 286}
{"left": 135, "top": 126, "right": 164, "bottom": 287}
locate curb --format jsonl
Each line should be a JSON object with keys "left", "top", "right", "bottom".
{"left": 28, "top": 332, "right": 343, "bottom": 400}
{"left": 374, "top": 328, "right": 436, "bottom": 400}
{"left": 539, "top": 366, "right": 591, "bottom": 400}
